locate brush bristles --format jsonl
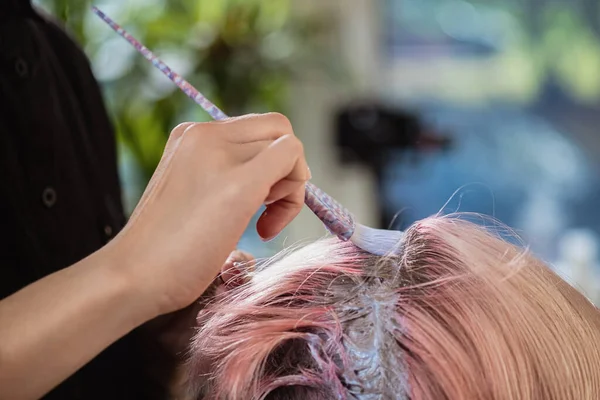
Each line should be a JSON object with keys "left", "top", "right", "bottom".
{"left": 350, "top": 224, "right": 405, "bottom": 256}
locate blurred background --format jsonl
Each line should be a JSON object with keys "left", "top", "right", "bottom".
{"left": 35, "top": 0, "right": 600, "bottom": 304}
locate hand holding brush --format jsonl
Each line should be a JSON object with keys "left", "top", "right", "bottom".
{"left": 93, "top": 6, "right": 404, "bottom": 256}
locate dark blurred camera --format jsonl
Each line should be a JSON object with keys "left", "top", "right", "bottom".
{"left": 335, "top": 102, "right": 451, "bottom": 166}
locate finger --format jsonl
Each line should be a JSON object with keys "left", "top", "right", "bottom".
{"left": 257, "top": 185, "right": 305, "bottom": 241}
{"left": 229, "top": 140, "right": 272, "bottom": 163}
{"left": 220, "top": 250, "right": 256, "bottom": 288}
{"left": 264, "top": 179, "right": 305, "bottom": 205}
{"left": 184, "top": 115, "right": 308, "bottom": 181}
{"left": 242, "top": 135, "right": 308, "bottom": 239}
{"left": 222, "top": 250, "right": 255, "bottom": 272}
{"left": 243, "top": 134, "right": 310, "bottom": 192}
{"left": 212, "top": 113, "right": 295, "bottom": 143}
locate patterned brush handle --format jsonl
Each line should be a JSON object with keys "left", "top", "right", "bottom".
{"left": 92, "top": 7, "right": 356, "bottom": 241}
{"left": 92, "top": 7, "right": 227, "bottom": 121}
{"left": 304, "top": 182, "right": 355, "bottom": 240}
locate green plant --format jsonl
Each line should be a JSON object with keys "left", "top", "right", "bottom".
{"left": 37, "top": 0, "right": 334, "bottom": 182}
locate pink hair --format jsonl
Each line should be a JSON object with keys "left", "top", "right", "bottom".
{"left": 185, "top": 215, "right": 600, "bottom": 399}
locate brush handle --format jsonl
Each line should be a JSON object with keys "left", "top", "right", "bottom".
{"left": 92, "top": 7, "right": 227, "bottom": 121}
{"left": 304, "top": 182, "right": 355, "bottom": 240}
{"left": 93, "top": 7, "right": 356, "bottom": 241}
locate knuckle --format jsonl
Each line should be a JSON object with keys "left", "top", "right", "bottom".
{"left": 178, "top": 122, "right": 198, "bottom": 137}
{"left": 172, "top": 122, "right": 191, "bottom": 132}
{"left": 185, "top": 122, "right": 207, "bottom": 134}
{"left": 181, "top": 122, "right": 219, "bottom": 142}
{"left": 170, "top": 122, "right": 194, "bottom": 139}
{"left": 297, "top": 138, "right": 305, "bottom": 153}
{"left": 266, "top": 112, "right": 294, "bottom": 134}
{"left": 289, "top": 136, "right": 304, "bottom": 154}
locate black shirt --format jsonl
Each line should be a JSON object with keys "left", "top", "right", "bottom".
{"left": 0, "top": 1, "right": 173, "bottom": 398}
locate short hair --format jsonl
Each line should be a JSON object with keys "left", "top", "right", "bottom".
{"left": 185, "top": 215, "right": 600, "bottom": 399}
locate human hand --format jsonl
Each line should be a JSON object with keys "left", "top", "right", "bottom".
{"left": 218, "top": 249, "right": 255, "bottom": 290}
{"left": 103, "top": 113, "right": 308, "bottom": 317}
{"left": 144, "top": 249, "right": 255, "bottom": 349}
{"left": 145, "top": 249, "right": 256, "bottom": 355}
{"left": 138, "top": 249, "right": 256, "bottom": 398}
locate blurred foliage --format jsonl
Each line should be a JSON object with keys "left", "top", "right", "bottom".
{"left": 36, "top": 0, "right": 336, "bottom": 182}
{"left": 476, "top": 0, "right": 600, "bottom": 103}
{"left": 389, "top": 0, "right": 600, "bottom": 104}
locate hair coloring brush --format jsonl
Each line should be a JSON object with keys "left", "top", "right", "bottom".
{"left": 92, "top": 6, "right": 403, "bottom": 256}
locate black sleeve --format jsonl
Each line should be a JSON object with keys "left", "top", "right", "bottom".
{"left": 0, "top": 4, "right": 177, "bottom": 399}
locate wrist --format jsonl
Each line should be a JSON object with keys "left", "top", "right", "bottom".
{"left": 92, "top": 240, "right": 162, "bottom": 325}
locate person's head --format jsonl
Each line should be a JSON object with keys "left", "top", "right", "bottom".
{"left": 186, "top": 215, "right": 600, "bottom": 399}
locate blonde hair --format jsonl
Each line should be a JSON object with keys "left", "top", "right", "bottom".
{"left": 187, "top": 215, "right": 600, "bottom": 399}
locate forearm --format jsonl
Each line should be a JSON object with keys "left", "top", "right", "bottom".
{"left": 0, "top": 247, "right": 155, "bottom": 400}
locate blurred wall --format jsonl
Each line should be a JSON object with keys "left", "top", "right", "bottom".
{"left": 282, "top": 0, "right": 381, "bottom": 243}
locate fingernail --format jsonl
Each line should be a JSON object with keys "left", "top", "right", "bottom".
{"left": 259, "top": 233, "right": 277, "bottom": 242}
{"left": 306, "top": 167, "right": 312, "bottom": 180}
{"left": 264, "top": 199, "right": 276, "bottom": 206}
